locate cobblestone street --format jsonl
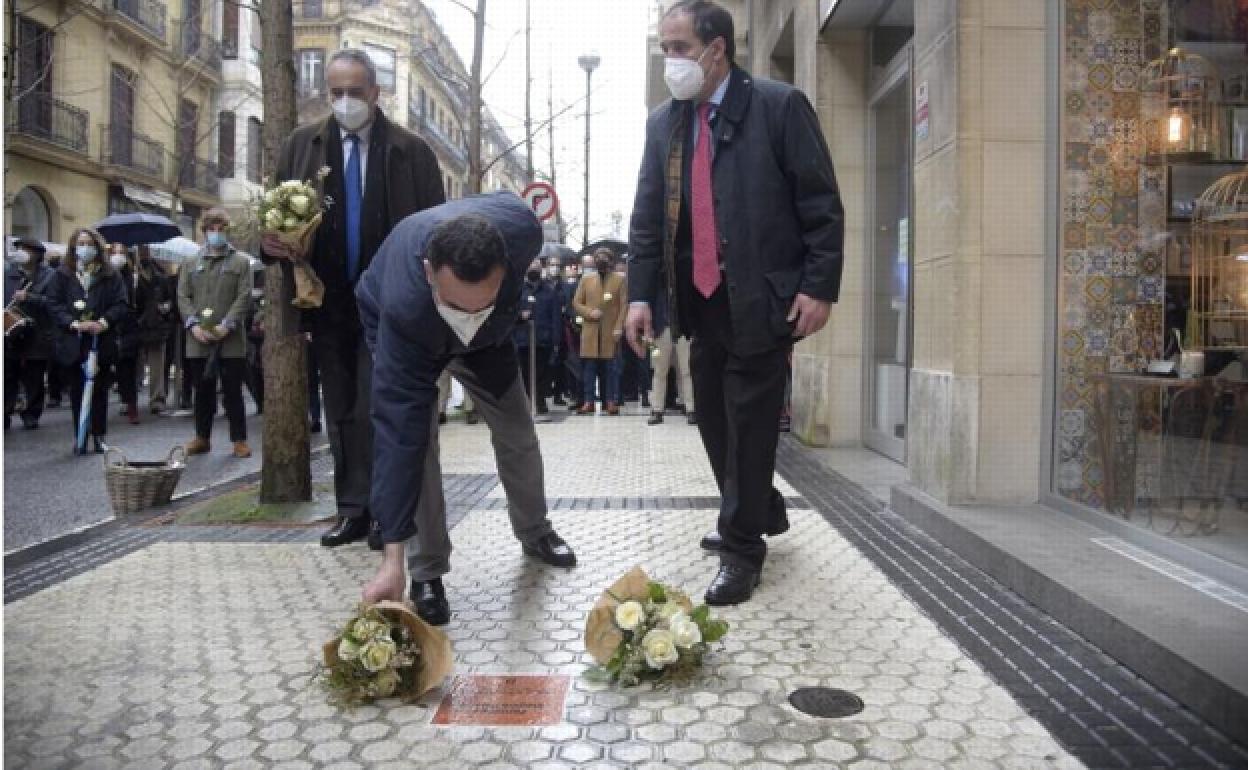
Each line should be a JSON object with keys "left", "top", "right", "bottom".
{"left": 5, "top": 409, "right": 1247, "bottom": 768}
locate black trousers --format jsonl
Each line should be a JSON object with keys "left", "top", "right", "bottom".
{"left": 313, "top": 330, "right": 372, "bottom": 520}
{"left": 185, "top": 356, "right": 248, "bottom": 442}
{"left": 5, "top": 356, "right": 47, "bottom": 422}
{"left": 115, "top": 355, "right": 138, "bottom": 407}
{"left": 689, "top": 286, "right": 790, "bottom": 570}
{"left": 65, "top": 360, "right": 114, "bottom": 439}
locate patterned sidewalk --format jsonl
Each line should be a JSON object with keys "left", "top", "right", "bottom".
{"left": 4, "top": 411, "right": 1245, "bottom": 768}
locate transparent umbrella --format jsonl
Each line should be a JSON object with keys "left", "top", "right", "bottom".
{"left": 150, "top": 236, "right": 202, "bottom": 263}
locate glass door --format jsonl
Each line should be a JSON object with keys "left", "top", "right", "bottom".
{"left": 864, "top": 50, "right": 913, "bottom": 462}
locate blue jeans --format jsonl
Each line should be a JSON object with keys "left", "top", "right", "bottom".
{"left": 582, "top": 357, "right": 619, "bottom": 404}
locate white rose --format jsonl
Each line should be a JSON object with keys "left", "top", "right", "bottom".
{"left": 264, "top": 189, "right": 278, "bottom": 205}
{"left": 352, "top": 618, "right": 387, "bottom": 641}
{"left": 603, "top": 292, "right": 613, "bottom": 302}
{"left": 641, "top": 629, "right": 680, "bottom": 669}
{"left": 669, "top": 613, "right": 702, "bottom": 649}
{"left": 280, "top": 179, "right": 301, "bottom": 189}
{"left": 73, "top": 300, "right": 86, "bottom": 312}
{"left": 575, "top": 316, "right": 584, "bottom": 325}
{"left": 282, "top": 216, "right": 299, "bottom": 230}
{"left": 264, "top": 209, "right": 284, "bottom": 230}
{"left": 289, "top": 194, "right": 311, "bottom": 217}
{"left": 360, "top": 637, "right": 396, "bottom": 672}
{"left": 337, "top": 636, "right": 361, "bottom": 661}
{"left": 201, "top": 308, "right": 214, "bottom": 319}
{"left": 614, "top": 600, "right": 646, "bottom": 632}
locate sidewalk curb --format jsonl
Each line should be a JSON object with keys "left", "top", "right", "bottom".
{"left": 3, "top": 445, "right": 331, "bottom": 570}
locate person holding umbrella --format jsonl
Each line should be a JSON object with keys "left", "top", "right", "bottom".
{"left": 45, "top": 228, "right": 128, "bottom": 454}
{"left": 177, "top": 207, "right": 253, "bottom": 459}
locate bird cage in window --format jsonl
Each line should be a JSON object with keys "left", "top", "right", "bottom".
{"left": 1191, "top": 169, "right": 1248, "bottom": 349}
{"left": 1142, "top": 47, "right": 1221, "bottom": 160}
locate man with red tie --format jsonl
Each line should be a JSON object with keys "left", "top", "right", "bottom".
{"left": 626, "top": 0, "right": 844, "bottom": 605}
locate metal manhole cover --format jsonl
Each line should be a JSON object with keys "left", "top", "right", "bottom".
{"left": 788, "top": 687, "right": 864, "bottom": 718}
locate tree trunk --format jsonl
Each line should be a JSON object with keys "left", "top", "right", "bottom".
{"left": 258, "top": 0, "right": 311, "bottom": 503}
{"left": 467, "top": 0, "right": 486, "bottom": 193}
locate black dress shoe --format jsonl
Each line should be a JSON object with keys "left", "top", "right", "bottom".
{"left": 700, "top": 530, "right": 723, "bottom": 551}
{"left": 411, "top": 578, "right": 451, "bottom": 626}
{"left": 523, "top": 532, "right": 577, "bottom": 567}
{"left": 320, "top": 516, "right": 370, "bottom": 547}
{"left": 367, "top": 520, "right": 384, "bottom": 551}
{"left": 705, "top": 564, "right": 761, "bottom": 606}
{"left": 21, "top": 417, "right": 38, "bottom": 430}
{"left": 647, "top": 412, "right": 664, "bottom": 425}
{"left": 92, "top": 436, "right": 106, "bottom": 454}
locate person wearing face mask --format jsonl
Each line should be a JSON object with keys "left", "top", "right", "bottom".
{"left": 355, "top": 192, "right": 577, "bottom": 623}
{"left": 108, "top": 243, "right": 142, "bottom": 425}
{"left": 262, "top": 48, "right": 445, "bottom": 551}
{"left": 45, "top": 228, "right": 129, "bottom": 454}
{"left": 559, "top": 260, "right": 584, "bottom": 410}
{"left": 513, "top": 258, "right": 562, "bottom": 415}
{"left": 626, "top": 1, "right": 844, "bottom": 605}
{"left": 178, "top": 208, "right": 254, "bottom": 459}
{"left": 133, "top": 244, "right": 177, "bottom": 415}
{"left": 572, "top": 248, "right": 628, "bottom": 416}
{"left": 4, "top": 238, "right": 57, "bottom": 430}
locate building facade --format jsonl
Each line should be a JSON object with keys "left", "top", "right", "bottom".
{"left": 216, "top": 0, "right": 265, "bottom": 227}
{"left": 6, "top": 0, "right": 226, "bottom": 242}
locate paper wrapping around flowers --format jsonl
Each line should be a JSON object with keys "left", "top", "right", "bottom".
{"left": 583, "top": 566, "right": 694, "bottom": 665}
{"left": 265, "top": 213, "right": 325, "bottom": 309}
{"left": 322, "top": 600, "right": 454, "bottom": 698}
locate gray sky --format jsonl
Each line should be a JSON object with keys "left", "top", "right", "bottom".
{"left": 422, "top": 0, "right": 655, "bottom": 249}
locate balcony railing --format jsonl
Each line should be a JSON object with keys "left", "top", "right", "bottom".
{"left": 179, "top": 157, "right": 220, "bottom": 196}
{"left": 112, "top": 0, "right": 167, "bottom": 41}
{"left": 176, "top": 20, "right": 221, "bottom": 71}
{"left": 8, "top": 92, "right": 89, "bottom": 154}
{"left": 100, "top": 124, "right": 165, "bottom": 179}
{"left": 409, "top": 108, "right": 468, "bottom": 169}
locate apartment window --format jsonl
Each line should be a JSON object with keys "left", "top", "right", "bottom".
{"left": 297, "top": 49, "right": 324, "bottom": 97}
{"left": 249, "top": 5, "right": 262, "bottom": 54}
{"left": 417, "top": 86, "right": 427, "bottom": 120}
{"left": 16, "top": 17, "right": 53, "bottom": 95}
{"left": 218, "top": 111, "right": 235, "bottom": 178}
{"left": 361, "top": 43, "right": 395, "bottom": 92}
{"left": 302, "top": 0, "right": 322, "bottom": 17}
{"left": 222, "top": 0, "right": 238, "bottom": 58}
{"left": 247, "top": 116, "right": 263, "bottom": 183}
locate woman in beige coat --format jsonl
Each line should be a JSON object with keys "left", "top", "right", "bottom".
{"left": 572, "top": 248, "right": 627, "bottom": 415}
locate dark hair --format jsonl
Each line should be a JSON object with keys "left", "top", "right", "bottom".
{"left": 64, "top": 227, "right": 106, "bottom": 274}
{"left": 664, "top": 0, "right": 735, "bottom": 63}
{"left": 426, "top": 215, "right": 507, "bottom": 283}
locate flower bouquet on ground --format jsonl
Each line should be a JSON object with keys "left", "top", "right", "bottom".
{"left": 321, "top": 601, "right": 454, "bottom": 706}
{"left": 584, "top": 566, "right": 729, "bottom": 687}
{"left": 254, "top": 169, "right": 330, "bottom": 309}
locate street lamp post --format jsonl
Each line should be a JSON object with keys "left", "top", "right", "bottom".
{"left": 578, "top": 52, "right": 600, "bottom": 249}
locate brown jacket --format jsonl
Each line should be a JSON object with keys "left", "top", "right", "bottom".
{"left": 273, "top": 110, "right": 445, "bottom": 335}
{"left": 572, "top": 271, "right": 627, "bottom": 360}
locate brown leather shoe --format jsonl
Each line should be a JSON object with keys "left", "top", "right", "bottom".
{"left": 605, "top": 402, "right": 620, "bottom": 416}
{"left": 185, "top": 437, "right": 211, "bottom": 455}
{"left": 576, "top": 403, "right": 595, "bottom": 415}
{"left": 232, "top": 441, "right": 252, "bottom": 458}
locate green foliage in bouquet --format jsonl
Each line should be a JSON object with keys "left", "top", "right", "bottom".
{"left": 321, "top": 604, "right": 423, "bottom": 707}
{"left": 587, "top": 581, "right": 729, "bottom": 688}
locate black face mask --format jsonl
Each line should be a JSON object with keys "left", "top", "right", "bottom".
{"left": 526, "top": 270, "right": 541, "bottom": 282}
{"left": 596, "top": 261, "right": 611, "bottom": 273}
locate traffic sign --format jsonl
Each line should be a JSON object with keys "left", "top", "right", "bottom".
{"left": 521, "top": 182, "right": 559, "bottom": 222}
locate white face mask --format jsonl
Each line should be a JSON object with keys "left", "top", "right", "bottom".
{"left": 435, "top": 300, "right": 495, "bottom": 347}
{"left": 664, "top": 47, "right": 710, "bottom": 101}
{"left": 332, "top": 96, "right": 372, "bottom": 132}
{"left": 109, "top": 254, "right": 128, "bottom": 269}
{"left": 9, "top": 251, "right": 30, "bottom": 266}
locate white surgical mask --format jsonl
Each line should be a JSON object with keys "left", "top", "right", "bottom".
{"left": 664, "top": 47, "right": 710, "bottom": 101}
{"left": 206, "top": 232, "right": 229, "bottom": 250}
{"left": 332, "top": 96, "right": 372, "bottom": 132}
{"left": 76, "top": 245, "right": 98, "bottom": 263}
{"left": 9, "top": 251, "right": 30, "bottom": 266}
{"left": 435, "top": 300, "right": 495, "bottom": 347}
{"left": 109, "top": 254, "right": 127, "bottom": 269}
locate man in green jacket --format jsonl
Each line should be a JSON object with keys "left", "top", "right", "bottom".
{"left": 178, "top": 207, "right": 254, "bottom": 458}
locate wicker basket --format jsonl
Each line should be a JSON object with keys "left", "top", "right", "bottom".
{"left": 104, "top": 446, "right": 187, "bottom": 515}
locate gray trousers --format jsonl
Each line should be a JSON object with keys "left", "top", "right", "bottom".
{"left": 407, "top": 359, "right": 554, "bottom": 580}
{"left": 314, "top": 331, "right": 373, "bottom": 518}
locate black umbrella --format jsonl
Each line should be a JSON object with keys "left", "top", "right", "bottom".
{"left": 94, "top": 213, "right": 182, "bottom": 246}
{"left": 579, "top": 238, "right": 628, "bottom": 260}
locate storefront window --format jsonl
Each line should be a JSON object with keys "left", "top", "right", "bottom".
{"left": 1055, "top": 0, "right": 1248, "bottom": 566}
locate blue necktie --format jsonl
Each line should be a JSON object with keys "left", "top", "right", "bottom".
{"left": 345, "top": 133, "right": 362, "bottom": 282}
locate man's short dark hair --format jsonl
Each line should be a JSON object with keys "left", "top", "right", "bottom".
{"left": 426, "top": 215, "right": 507, "bottom": 283}
{"left": 664, "top": 0, "right": 735, "bottom": 63}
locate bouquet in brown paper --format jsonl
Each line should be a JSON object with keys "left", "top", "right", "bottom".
{"left": 321, "top": 601, "right": 453, "bottom": 706}
{"left": 255, "top": 170, "right": 329, "bottom": 309}
{"left": 584, "top": 566, "right": 728, "bottom": 687}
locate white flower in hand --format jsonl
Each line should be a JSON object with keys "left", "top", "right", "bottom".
{"left": 614, "top": 600, "right": 646, "bottom": 632}
{"left": 201, "top": 308, "right": 214, "bottom": 320}
{"left": 642, "top": 629, "right": 680, "bottom": 669}
{"left": 603, "top": 292, "right": 613, "bottom": 302}
{"left": 73, "top": 300, "right": 86, "bottom": 312}
{"left": 669, "top": 613, "right": 702, "bottom": 648}
{"left": 283, "top": 216, "right": 299, "bottom": 231}
{"left": 289, "top": 194, "right": 311, "bottom": 217}
{"left": 575, "top": 316, "right": 584, "bottom": 325}
{"left": 337, "top": 637, "right": 361, "bottom": 661}
{"left": 264, "top": 209, "right": 284, "bottom": 230}
{"left": 264, "top": 189, "right": 278, "bottom": 205}
{"left": 360, "top": 637, "right": 397, "bottom": 672}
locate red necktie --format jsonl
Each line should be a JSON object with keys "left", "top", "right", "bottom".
{"left": 692, "top": 101, "right": 721, "bottom": 298}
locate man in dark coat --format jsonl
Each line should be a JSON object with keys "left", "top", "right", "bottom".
{"left": 626, "top": 0, "right": 844, "bottom": 605}
{"left": 356, "top": 192, "right": 577, "bottom": 623}
{"left": 264, "top": 48, "right": 445, "bottom": 549}
{"left": 513, "top": 257, "right": 562, "bottom": 414}
{"left": 4, "top": 238, "right": 57, "bottom": 430}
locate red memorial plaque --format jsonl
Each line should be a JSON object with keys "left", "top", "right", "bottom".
{"left": 432, "top": 674, "right": 571, "bottom": 726}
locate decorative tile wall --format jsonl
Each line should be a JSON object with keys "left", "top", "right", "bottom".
{"left": 1057, "top": 0, "right": 1167, "bottom": 507}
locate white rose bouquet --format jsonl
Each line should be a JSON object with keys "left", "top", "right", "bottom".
{"left": 321, "top": 601, "right": 453, "bottom": 707}
{"left": 584, "top": 566, "right": 728, "bottom": 687}
{"left": 254, "top": 167, "right": 331, "bottom": 309}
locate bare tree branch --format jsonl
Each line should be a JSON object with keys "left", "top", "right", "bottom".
{"left": 480, "top": 27, "right": 521, "bottom": 88}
